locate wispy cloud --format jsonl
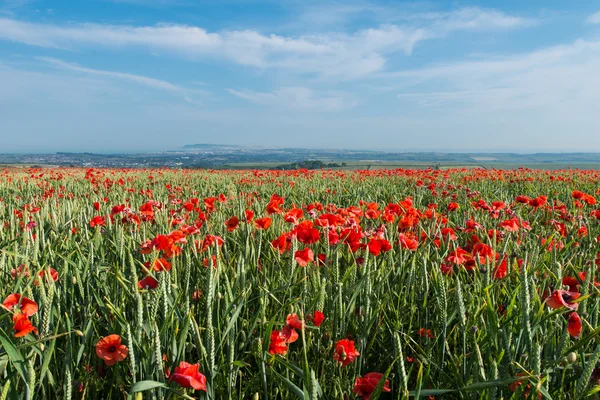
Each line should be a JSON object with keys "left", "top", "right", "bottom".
{"left": 0, "top": 7, "right": 534, "bottom": 79}
{"left": 385, "top": 38, "right": 600, "bottom": 118}
{"left": 38, "top": 57, "right": 186, "bottom": 94}
{"left": 588, "top": 10, "right": 600, "bottom": 24}
{"left": 227, "top": 87, "right": 357, "bottom": 111}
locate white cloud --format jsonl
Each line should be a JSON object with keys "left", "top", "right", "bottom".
{"left": 38, "top": 57, "right": 188, "bottom": 95}
{"left": 227, "top": 87, "right": 357, "bottom": 111}
{"left": 0, "top": 7, "right": 534, "bottom": 79}
{"left": 372, "top": 38, "right": 600, "bottom": 150}
{"left": 588, "top": 10, "right": 600, "bottom": 24}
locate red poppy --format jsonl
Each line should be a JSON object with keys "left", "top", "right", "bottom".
{"left": 367, "top": 238, "right": 392, "bottom": 256}
{"left": 295, "top": 248, "right": 314, "bottom": 267}
{"left": 500, "top": 218, "right": 520, "bottom": 232}
{"left": 562, "top": 272, "right": 586, "bottom": 293}
{"left": 145, "top": 258, "right": 172, "bottom": 272}
{"left": 286, "top": 314, "right": 304, "bottom": 330}
{"left": 95, "top": 334, "right": 128, "bottom": 366}
{"left": 225, "top": 216, "right": 239, "bottom": 232}
{"left": 568, "top": 312, "right": 582, "bottom": 339}
{"left": 169, "top": 362, "right": 207, "bottom": 391}
{"left": 440, "top": 263, "right": 454, "bottom": 275}
{"left": 271, "top": 234, "right": 292, "bottom": 254}
{"left": 138, "top": 275, "right": 159, "bottom": 290}
{"left": 284, "top": 208, "right": 304, "bottom": 224}
{"left": 10, "top": 264, "right": 30, "bottom": 279}
{"left": 545, "top": 290, "right": 580, "bottom": 311}
{"left": 493, "top": 258, "right": 507, "bottom": 280}
{"left": 294, "top": 221, "right": 320, "bottom": 245}
{"left": 13, "top": 313, "right": 37, "bottom": 337}
{"left": 89, "top": 215, "right": 106, "bottom": 228}
{"left": 268, "top": 330, "right": 288, "bottom": 355}
{"left": 253, "top": 217, "right": 272, "bottom": 230}
{"left": 2, "top": 294, "right": 38, "bottom": 316}
{"left": 333, "top": 339, "right": 360, "bottom": 366}
{"left": 353, "top": 372, "right": 391, "bottom": 400}
{"left": 35, "top": 268, "right": 59, "bottom": 285}
{"left": 266, "top": 194, "right": 285, "bottom": 214}
{"left": 446, "top": 248, "right": 471, "bottom": 265}
{"left": 417, "top": 328, "right": 434, "bottom": 339}
{"left": 447, "top": 202, "right": 459, "bottom": 212}
{"left": 280, "top": 324, "right": 299, "bottom": 344}
{"left": 313, "top": 310, "right": 325, "bottom": 327}
{"left": 245, "top": 210, "right": 254, "bottom": 222}
{"left": 397, "top": 232, "right": 418, "bottom": 251}
{"left": 197, "top": 235, "right": 224, "bottom": 252}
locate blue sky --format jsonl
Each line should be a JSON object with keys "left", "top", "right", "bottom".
{"left": 1, "top": 0, "right": 600, "bottom": 153}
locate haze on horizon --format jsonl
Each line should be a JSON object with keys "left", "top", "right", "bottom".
{"left": 1, "top": 0, "right": 600, "bottom": 153}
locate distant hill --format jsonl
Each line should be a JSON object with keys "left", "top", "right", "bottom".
{"left": 182, "top": 144, "right": 242, "bottom": 149}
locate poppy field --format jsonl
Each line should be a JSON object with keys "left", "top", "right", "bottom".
{"left": 2, "top": 167, "right": 600, "bottom": 399}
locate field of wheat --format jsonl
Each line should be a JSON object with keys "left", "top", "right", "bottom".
{"left": 2, "top": 167, "right": 600, "bottom": 399}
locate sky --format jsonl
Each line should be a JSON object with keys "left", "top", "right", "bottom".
{"left": 1, "top": 0, "right": 600, "bottom": 153}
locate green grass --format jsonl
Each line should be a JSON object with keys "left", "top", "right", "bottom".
{"left": 1, "top": 167, "right": 600, "bottom": 399}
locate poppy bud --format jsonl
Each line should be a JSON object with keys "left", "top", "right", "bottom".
{"left": 471, "top": 326, "right": 478, "bottom": 334}
{"left": 567, "top": 352, "right": 577, "bottom": 364}
{"left": 72, "top": 276, "right": 77, "bottom": 285}
{"left": 253, "top": 393, "right": 259, "bottom": 400}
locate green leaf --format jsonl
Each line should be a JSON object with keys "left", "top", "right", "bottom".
{"left": 129, "top": 380, "right": 168, "bottom": 393}
{"left": 271, "top": 368, "right": 305, "bottom": 399}
{"left": 0, "top": 329, "right": 29, "bottom": 386}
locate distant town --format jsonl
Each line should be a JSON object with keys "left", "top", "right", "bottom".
{"left": 3, "top": 144, "right": 600, "bottom": 170}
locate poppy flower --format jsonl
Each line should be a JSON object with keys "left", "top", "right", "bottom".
{"left": 367, "top": 238, "right": 392, "bottom": 256}
{"left": 568, "top": 312, "right": 582, "bottom": 339}
{"left": 89, "top": 216, "right": 106, "bottom": 228}
{"left": 138, "top": 275, "right": 159, "bottom": 290}
{"left": 286, "top": 314, "right": 304, "bottom": 330}
{"left": 545, "top": 290, "right": 580, "bottom": 311}
{"left": 35, "top": 268, "right": 58, "bottom": 285}
{"left": 440, "top": 263, "right": 454, "bottom": 275}
{"left": 253, "top": 217, "right": 272, "bottom": 230}
{"left": 492, "top": 258, "right": 507, "bottom": 280}
{"left": 169, "top": 362, "right": 207, "bottom": 391}
{"left": 13, "top": 313, "right": 37, "bottom": 337}
{"left": 280, "top": 324, "right": 299, "bottom": 344}
{"left": 500, "top": 218, "right": 520, "bottom": 232}
{"left": 197, "top": 235, "right": 224, "bottom": 252}
{"left": 268, "top": 330, "right": 288, "bottom": 355}
{"left": 333, "top": 339, "right": 360, "bottom": 366}
{"left": 294, "top": 221, "right": 320, "bottom": 245}
{"left": 95, "top": 334, "right": 128, "bottom": 366}
{"left": 271, "top": 233, "right": 292, "bottom": 254}
{"left": 353, "top": 372, "right": 391, "bottom": 400}
{"left": 2, "top": 294, "right": 38, "bottom": 316}
{"left": 562, "top": 272, "right": 586, "bottom": 293}
{"left": 417, "top": 328, "right": 434, "bottom": 339}
{"left": 225, "top": 216, "right": 239, "bottom": 232}
{"left": 145, "top": 258, "right": 172, "bottom": 272}
{"left": 266, "top": 194, "right": 285, "bottom": 214}
{"left": 313, "top": 310, "right": 325, "bottom": 327}
{"left": 10, "top": 264, "right": 30, "bottom": 279}
{"left": 294, "top": 248, "right": 314, "bottom": 267}
{"left": 446, "top": 248, "right": 471, "bottom": 266}
{"left": 447, "top": 202, "right": 459, "bottom": 212}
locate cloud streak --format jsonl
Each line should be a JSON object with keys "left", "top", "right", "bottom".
{"left": 588, "top": 10, "right": 600, "bottom": 24}
{"left": 38, "top": 57, "right": 187, "bottom": 93}
{"left": 0, "top": 7, "right": 534, "bottom": 79}
{"left": 227, "top": 87, "right": 357, "bottom": 111}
